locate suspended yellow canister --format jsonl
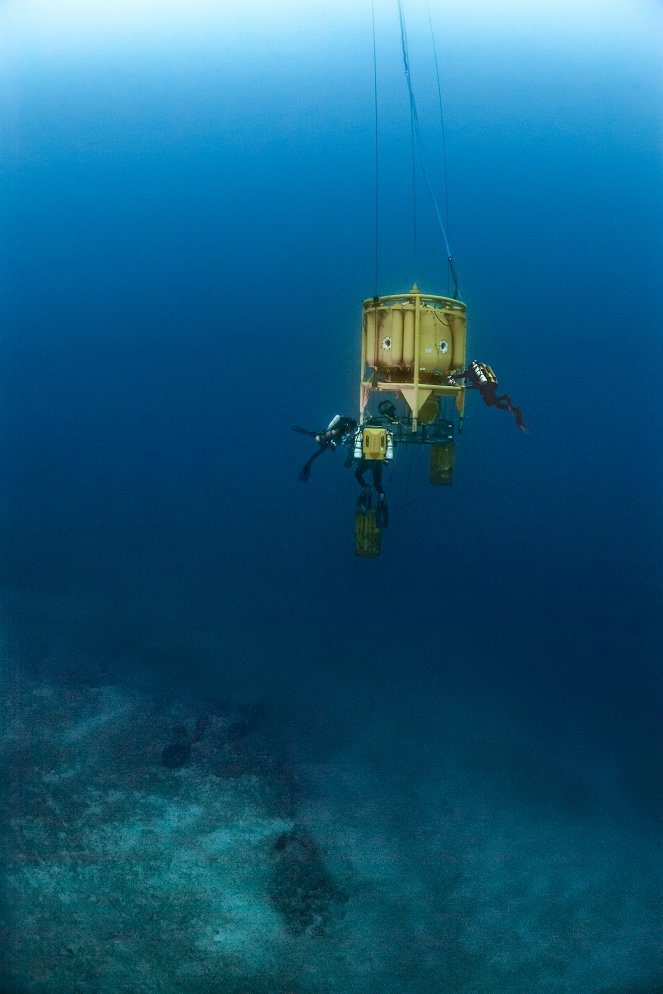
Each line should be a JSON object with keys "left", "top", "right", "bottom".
{"left": 355, "top": 509, "right": 381, "bottom": 558}
{"left": 430, "top": 442, "right": 455, "bottom": 485}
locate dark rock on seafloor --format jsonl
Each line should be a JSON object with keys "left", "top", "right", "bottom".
{"left": 269, "top": 825, "right": 348, "bottom": 936}
{"left": 161, "top": 725, "right": 192, "bottom": 768}
{"left": 161, "top": 740, "right": 191, "bottom": 768}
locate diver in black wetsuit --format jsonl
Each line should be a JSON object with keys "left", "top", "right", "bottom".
{"left": 354, "top": 458, "right": 389, "bottom": 529}
{"left": 294, "top": 415, "right": 391, "bottom": 528}
{"left": 352, "top": 424, "right": 393, "bottom": 529}
{"left": 293, "top": 415, "right": 357, "bottom": 482}
{"left": 448, "top": 360, "right": 528, "bottom": 432}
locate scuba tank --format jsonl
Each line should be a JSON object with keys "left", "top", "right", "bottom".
{"left": 353, "top": 429, "right": 363, "bottom": 460}
{"left": 469, "top": 361, "right": 498, "bottom": 388}
{"left": 316, "top": 414, "right": 357, "bottom": 448}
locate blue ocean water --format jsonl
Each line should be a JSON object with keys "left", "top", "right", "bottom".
{"left": 2, "top": 2, "right": 662, "bottom": 991}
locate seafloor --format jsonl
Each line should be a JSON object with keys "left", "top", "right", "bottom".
{"left": 1, "top": 663, "right": 661, "bottom": 994}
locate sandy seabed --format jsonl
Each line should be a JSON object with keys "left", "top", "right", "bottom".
{"left": 1, "top": 668, "right": 661, "bottom": 994}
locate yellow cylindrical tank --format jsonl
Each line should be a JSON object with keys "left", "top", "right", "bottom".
{"left": 430, "top": 442, "right": 455, "bottom": 485}
{"left": 450, "top": 311, "right": 466, "bottom": 369}
{"left": 365, "top": 310, "right": 377, "bottom": 368}
{"left": 418, "top": 309, "right": 437, "bottom": 381}
{"left": 402, "top": 308, "right": 415, "bottom": 369}
{"left": 433, "top": 311, "right": 453, "bottom": 375}
{"left": 377, "top": 307, "right": 404, "bottom": 367}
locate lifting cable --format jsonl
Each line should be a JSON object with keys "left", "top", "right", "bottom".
{"left": 427, "top": 1, "right": 451, "bottom": 296}
{"left": 371, "top": 0, "right": 380, "bottom": 298}
{"left": 396, "top": 0, "right": 460, "bottom": 299}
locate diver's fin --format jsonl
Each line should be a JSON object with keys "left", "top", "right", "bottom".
{"left": 511, "top": 406, "right": 528, "bottom": 432}
{"left": 375, "top": 494, "right": 389, "bottom": 529}
{"left": 357, "top": 485, "right": 372, "bottom": 513}
{"left": 299, "top": 447, "right": 327, "bottom": 482}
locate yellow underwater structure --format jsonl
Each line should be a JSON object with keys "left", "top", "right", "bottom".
{"left": 353, "top": 284, "right": 467, "bottom": 557}
{"left": 360, "top": 284, "right": 466, "bottom": 430}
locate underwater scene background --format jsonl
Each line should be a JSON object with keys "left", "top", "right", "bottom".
{"left": 1, "top": 1, "right": 662, "bottom": 991}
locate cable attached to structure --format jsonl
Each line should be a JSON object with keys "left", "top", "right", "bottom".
{"left": 397, "top": 0, "right": 460, "bottom": 299}
{"left": 371, "top": 0, "right": 379, "bottom": 298}
{"left": 427, "top": 1, "right": 451, "bottom": 295}
{"left": 409, "top": 95, "right": 418, "bottom": 274}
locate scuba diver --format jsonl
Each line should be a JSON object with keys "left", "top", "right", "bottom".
{"left": 448, "top": 360, "right": 528, "bottom": 432}
{"left": 352, "top": 421, "right": 394, "bottom": 528}
{"left": 293, "top": 415, "right": 357, "bottom": 482}
{"left": 294, "top": 415, "right": 392, "bottom": 529}
{"left": 354, "top": 457, "right": 389, "bottom": 528}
